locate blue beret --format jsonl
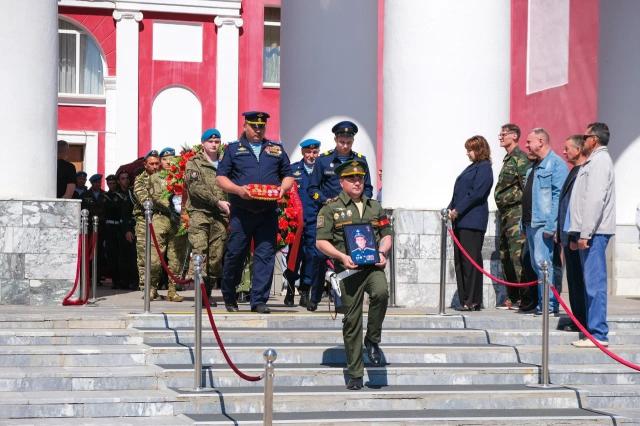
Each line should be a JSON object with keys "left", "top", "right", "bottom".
{"left": 332, "top": 121, "right": 358, "bottom": 136}
{"left": 76, "top": 171, "right": 87, "bottom": 178}
{"left": 144, "top": 150, "right": 159, "bottom": 159}
{"left": 243, "top": 111, "right": 270, "bottom": 124}
{"left": 299, "top": 139, "right": 321, "bottom": 149}
{"left": 89, "top": 174, "right": 102, "bottom": 183}
{"left": 201, "top": 128, "right": 221, "bottom": 141}
{"left": 159, "top": 147, "right": 175, "bottom": 158}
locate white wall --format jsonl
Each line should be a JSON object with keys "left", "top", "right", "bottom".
{"left": 151, "top": 87, "right": 202, "bottom": 151}
{"left": 280, "top": 0, "right": 378, "bottom": 190}
{"left": 382, "top": 0, "right": 510, "bottom": 210}
{"left": 0, "top": 0, "right": 58, "bottom": 198}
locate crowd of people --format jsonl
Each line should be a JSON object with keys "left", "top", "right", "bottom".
{"left": 448, "top": 122, "right": 616, "bottom": 349}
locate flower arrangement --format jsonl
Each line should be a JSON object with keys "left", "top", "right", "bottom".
{"left": 162, "top": 145, "right": 203, "bottom": 235}
{"left": 276, "top": 184, "right": 303, "bottom": 250}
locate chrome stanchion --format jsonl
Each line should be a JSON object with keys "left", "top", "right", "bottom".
{"left": 540, "top": 260, "right": 550, "bottom": 386}
{"left": 79, "top": 210, "right": 89, "bottom": 302}
{"left": 90, "top": 216, "right": 99, "bottom": 303}
{"left": 438, "top": 208, "right": 449, "bottom": 315}
{"left": 263, "top": 348, "right": 277, "bottom": 426}
{"left": 143, "top": 200, "right": 153, "bottom": 314}
{"left": 193, "top": 254, "right": 204, "bottom": 391}
{"left": 386, "top": 209, "right": 397, "bottom": 307}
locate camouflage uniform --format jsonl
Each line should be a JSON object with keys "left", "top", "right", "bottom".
{"left": 494, "top": 146, "right": 531, "bottom": 305}
{"left": 185, "top": 150, "right": 228, "bottom": 296}
{"left": 148, "top": 171, "right": 188, "bottom": 300}
{"left": 132, "top": 171, "right": 152, "bottom": 292}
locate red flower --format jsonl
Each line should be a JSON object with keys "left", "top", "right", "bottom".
{"left": 278, "top": 217, "right": 289, "bottom": 231}
{"left": 174, "top": 185, "right": 183, "bottom": 196}
{"left": 175, "top": 172, "right": 183, "bottom": 180}
{"left": 167, "top": 184, "right": 174, "bottom": 192}
{"left": 288, "top": 220, "right": 297, "bottom": 228}
{"left": 170, "top": 165, "right": 178, "bottom": 173}
{"left": 284, "top": 207, "right": 296, "bottom": 219}
{"left": 277, "top": 234, "right": 283, "bottom": 244}
{"left": 285, "top": 232, "right": 296, "bottom": 244}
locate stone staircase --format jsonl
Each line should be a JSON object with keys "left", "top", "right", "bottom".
{"left": 0, "top": 309, "right": 640, "bottom": 424}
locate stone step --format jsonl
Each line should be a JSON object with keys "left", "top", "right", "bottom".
{"left": 0, "top": 415, "right": 194, "bottom": 425}
{"left": 186, "top": 408, "right": 617, "bottom": 425}
{"left": 550, "top": 364, "right": 640, "bottom": 385}
{"left": 488, "top": 329, "right": 640, "bottom": 346}
{"left": 145, "top": 342, "right": 520, "bottom": 365}
{"left": 138, "top": 327, "right": 489, "bottom": 345}
{"left": 516, "top": 345, "right": 640, "bottom": 365}
{"left": 0, "top": 389, "right": 179, "bottom": 418}
{"left": 464, "top": 314, "right": 639, "bottom": 331}
{"left": 579, "top": 384, "right": 640, "bottom": 409}
{"left": 158, "top": 362, "right": 539, "bottom": 388}
{"left": 0, "top": 329, "right": 142, "bottom": 345}
{"left": 0, "top": 366, "right": 161, "bottom": 392}
{"left": 0, "top": 318, "right": 128, "bottom": 330}
{"left": 0, "top": 345, "right": 145, "bottom": 367}
{"left": 172, "top": 384, "right": 580, "bottom": 414}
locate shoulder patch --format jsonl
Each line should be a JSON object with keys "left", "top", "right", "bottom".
{"left": 317, "top": 215, "right": 325, "bottom": 228}
{"left": 189, "top": 170, "right": 200, "bottom": 181}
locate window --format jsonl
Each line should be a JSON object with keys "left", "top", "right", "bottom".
{"left": 58, "top": 19, "right": 105, "bottom": 96}
{"left": 263, "top": 7, "right": 281, "bottom": 87}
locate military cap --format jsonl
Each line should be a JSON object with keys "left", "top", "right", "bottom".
{"left": 159, "top": 147, "right": 175, "bottom": 158}
{"left": 89, "top": 173, "right": 102, "bottom": 183}
{"left": 335, "top": 159, "right": 367, "bottom": 177}
{"left": 299, "top": 138, "right": 321, "bottom": 149}
{"left": 144, "top": 149, "right": 160, "bottom": 159}
{"left": 243, "top": 111, "right": 270, "bottom": 125}
{"left": 331, "top": 120, "right": 358, "bottom": 136}
{"left": 76, "top": 171, "right": 87, "bottom": 178}
{"left": 354, "top": 228, "right": 366, "bottom": 239}
{"left": 105, "top": 174, "right": 116, "bottom": 182}
{"left": 201, "top": 128, "right": 221, "bottom": 141}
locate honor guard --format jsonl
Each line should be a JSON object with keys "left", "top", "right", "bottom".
{"left": 216, "top": 111, "right": 294, "bottom": 313}
{"left": 316, "top": 159, "right": 393, "bottom": 390}
{"left": 185, "top": 128, "right": 230, "bottom": 306}
{"left": 283, "top": 138, "right": 322, "bottom": 309}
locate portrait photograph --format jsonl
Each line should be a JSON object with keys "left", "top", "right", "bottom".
{"left": 344, "top": 224, "right": 379, "bottom": 265}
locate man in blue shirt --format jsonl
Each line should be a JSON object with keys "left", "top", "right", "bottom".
{"left": 216, "top": 111, "right": 294, "bottom": 313}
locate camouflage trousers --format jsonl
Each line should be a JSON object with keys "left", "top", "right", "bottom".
{"left": 148, "top": 214, "right": 188, "bottom": 295}
{"left": 134, "top": 216, "right": 146, "bottom": 289}
{"left": 498, "top": 207, "right": 530, "bottom": 304}
{"left": 187, "top": 211, "right": 227, "bottom": 284}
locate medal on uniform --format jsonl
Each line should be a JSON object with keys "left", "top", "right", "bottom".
{"left": 334, "top": 213, "right": 340, "bottom": 220}
{"left": 340, "top": 211, "right": 346, "bottom": 219}
{"left": 347, "top": 210, "right": 352, "bottom": 217}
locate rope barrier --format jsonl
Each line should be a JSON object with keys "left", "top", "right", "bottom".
{"left": 200, "top": 283, "right": 263, "bottom": 382}
{"left": 149, "top": 223, "right": 194, "bottom": 286}
{"left": 62, "top": 233, "right": 97, "bottom": 306}
{"left": 447, "top": 226, "right": 537, "bottom": 288}
{"left": 550, "top": 286, "right": 640, "bottom": 372}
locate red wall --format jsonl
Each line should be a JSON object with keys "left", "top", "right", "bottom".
{"left": 238, "top": 0, "right": 281, "bottom": 141}
{"left": 510, "top": 0, "right": 599, "bottom": 152}
{"left": 138, "top": 13, "right": 217, "bottom": 156}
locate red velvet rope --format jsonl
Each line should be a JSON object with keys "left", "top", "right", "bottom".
{"left": 62, "top": 233, "right": 97, "bottom": 306}
{"left": 148, "top": 223, "right": 194, "bottom": 286}
{"left": 200, "top": 283, "right": 263, "bottom": 382}
{"left": 551, "top": 286, "right": 640, "bottom": 372}
{"left": 447, "top": 226, "right": 538, "bottom": 287}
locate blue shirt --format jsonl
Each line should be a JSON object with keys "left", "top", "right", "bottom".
{"left": 217, "top": 136, "right": 293, "bottom": 212}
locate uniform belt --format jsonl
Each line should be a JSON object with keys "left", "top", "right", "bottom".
{"left": 105, "top": 220, "right": 121, "bottom": 225}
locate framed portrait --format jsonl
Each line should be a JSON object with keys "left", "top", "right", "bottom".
{"left": 343, "top": 223, "right": 379, "bottom": 265}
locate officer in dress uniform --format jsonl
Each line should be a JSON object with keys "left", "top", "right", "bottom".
{"left": 306, "top": 121, "right": 374, "bottom": 309}
{"left": 216, "top": 111, "right": 294, "bottom": 313}
{"left": 283, "top": 138, "right": 321, "bottom": 308}
{"left": 316, "top": 159, "right": 393, "bottom": 390}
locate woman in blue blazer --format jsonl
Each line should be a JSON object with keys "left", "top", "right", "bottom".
{"left": 447, "top": 136, "right": 494, "bottom": 311}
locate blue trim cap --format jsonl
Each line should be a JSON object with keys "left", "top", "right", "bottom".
{"left": 242, "top": 111, "right": 270, "bottom": 125}
{"left": 299, "top": 138, "right": 321, "bottom": 149}
{"left": 201, "top": 128, "right": 221, "bottom": 141}
{"left": 89, "top": 173, "right": 102, "bottom": 183}
{"left": 159, "top": 147, "right": 175, "bottom": 158}
{"left": 331, "top": 120, "right": 358, "bottom": 136}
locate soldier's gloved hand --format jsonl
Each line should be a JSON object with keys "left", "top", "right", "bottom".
{"left": 340, "top": 254, "right": 358, "bottom": 270}
{"left": 217, "top": 200, "right": 231, "bottom": 216}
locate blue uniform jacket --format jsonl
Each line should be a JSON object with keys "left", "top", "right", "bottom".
{"left": 307, "top": 149, "right": 373, "bottom": 208}
{"left": 448, "top": 160, "right": 494, "bottom": 232}
{"left": 290, "top": 160, "right": 317, "bottom": 225}
{"left": 217, "top": 136, "right": 293, "bottom": 212}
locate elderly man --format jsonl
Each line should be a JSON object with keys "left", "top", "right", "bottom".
{"left": 557, "top": 135, "right": 588, "bottom": 331}
{"left": 216, "top": 111, "right": 294, "bottom": 313}
{"left": 569, "top": 122, "right": 616, "bottom": 347}
{"left": 494, "top": 123, "right": 532, "bottom": 310}
{"left": 316, "top": 159, "right": 392, "bottom": 390}
{"left": 522, "top": 128, "right": 568, "bottom": 315}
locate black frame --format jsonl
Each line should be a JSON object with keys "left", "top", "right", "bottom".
{"left": 344, "top": 223, "right": 379, "bottom": 265}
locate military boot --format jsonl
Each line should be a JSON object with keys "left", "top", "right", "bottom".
{"left": 167, "top": 283, "right": 183, "bottom": 302}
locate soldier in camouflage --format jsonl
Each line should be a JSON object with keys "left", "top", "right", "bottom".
{"left": 147, "top": 148, "right": 188, "bottom": 302}
{"left": 133, "top": 151, "right": 161, "bottom": 299}
{"left": 494, "top": 124, "right": 532, "bottom": 310}
{"left": 185, "top": 129, "right": 230, "bottom": 305}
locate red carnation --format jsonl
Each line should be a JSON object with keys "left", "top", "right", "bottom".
{"left": 285, "top": 232, "right": 296, "bottom": 244}
{"left": 170, "top": 165, "right": 178, "bottom": 173}
{"left": 277, "top": 234, "right": 283, "bottom": 244}
{"left": 288, "top": 220, "right": 297, "bottom": 228}
{"left": 167, "top": 184, "right": 174, "bottom": 192}
{"left": 284, "top": 207, "right": 296, "bottom": 219}
{"left": 278, "top": 217, "right": 289, "bottom": 231}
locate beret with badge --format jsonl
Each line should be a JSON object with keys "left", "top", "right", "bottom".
{"left": 159, "top": 147, "right": 175, "bottom": 158}
{"left": 299, "top": 138, "right": 321, "bottom": 149}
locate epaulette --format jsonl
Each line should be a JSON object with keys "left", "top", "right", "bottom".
{"left": 324, "top": 196, "right": 339, "bottom": 205}
{"left": 269, "top": 140, "right": 283, "bottom": 145}
{"left": 353, "top": 151, "right": 365, "bottom": 159}
{"left": 321, "top": 149, "right": 334, "bottom": 156}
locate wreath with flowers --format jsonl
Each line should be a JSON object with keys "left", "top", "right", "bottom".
{"left": 162, "top": 145, "right": 203, "bottom": 235}
{"left": 277, "top": 184, "right": 304, "bottom": 259}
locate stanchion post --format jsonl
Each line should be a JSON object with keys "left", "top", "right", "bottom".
{"left": 193, "top": 254, "right": 204, "bottom": 391}
{"left": 386, "top": 209, "right": 397, "bottom": 307}
{"left": 90, "top": 216, "right": 99, "bottom": 303}
{"left": 80, "top": 209, "right": 89, "bottom": 302}
{"left": 438, "top": 208, "right": 449, "bottom": 315}
{"left": 143, "top": 200, "right": 153, "bottom": 314}
{"left": 263, "top": 348, "right": 277, "bottom": 426}
{"left": 540, "top": 260, "right": 550, "bottom": 386}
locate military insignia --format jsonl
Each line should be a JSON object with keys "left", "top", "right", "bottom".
{"left": 329, "top": 163, "right": 334, "bottom": 168}
{"left": 317, "top": 215, "right": 325, "bottom": 228}
{"left": 334, "top": 213, "right": 340, "bottom": 220}
{"left": 357, "top": 153, "right": 363, "bottom": 158}
{"left": 189, "top": 171, "right": 199, "bottom": 181}
{"left": 266, "top": 145, "right": 282, "bottom": 156}
{"left": 347, "top": 210, "right": 352, "bottom": 217}
{"left": 340, "top": 211, "right": 346, "bottom": 219}
{"left": 313, "top": 193, "right": 320, "bottom": 200}
{"left": 294, "top": 170, "right": 302, "bottom": 176}
{"left": 238, "top": 146, "right": 247, "bottom": 151}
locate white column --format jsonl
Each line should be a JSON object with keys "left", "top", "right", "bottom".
{"left": 0, "top": 0, "right": 58, "bottom": 198}
{"left": 214, "top": 16, "right": 243, "bottom": 141}
{"left": 383, "top": 0, "right": 511, "bottom": 210}
{"left": 104, "top": 76, "right": 118, "bottom": 174}
{"left": 280, "top": 0, "right": 378, "bottom": 192}
{"left": 112, "top": 9, "right": 142, "bottom": 170}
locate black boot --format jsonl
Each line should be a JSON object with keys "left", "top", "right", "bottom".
{"left": 298, "top": 290, "right": 309, "bottom": 308}
{"left": 284, "top": 286, "right": 294, "bottom": 307}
